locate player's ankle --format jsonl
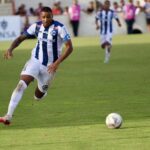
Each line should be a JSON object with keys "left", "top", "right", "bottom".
{"left": 5, "top": 115, "right": 12, "bottom": 121}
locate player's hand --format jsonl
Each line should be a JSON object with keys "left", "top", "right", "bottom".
{"left": 47, "top": 62, "right": 59, "bottom": 73}
{"left": 118, "top": 22, "right": 121, "bottom": 27}
{"left": 96, "top": 25, "right": 100, "bottom": 30}
{"left": 4, "top": 50, "right": 13, "bottom": 59}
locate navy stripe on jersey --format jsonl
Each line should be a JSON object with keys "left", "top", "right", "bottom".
{"left": 96, "top": 9, "right": 116, "bottom": 35}
{"left": 104, "top": 11, "right": 108, "bottom": 34}
{"left": 35, "top": 21, "right": 42, "bottom": 37}
{"left": 42, "top": 27, "right": 49, "bottom": 66}
{"left": 53, "top": 20, "right": 63, "bottom": 27}
{"left": 110, "top": 10, "right": 113, "bottom": 33}
{"left": 52, "top": 29, "right": 58, "bottom": 62}
{"left": 35, "top": 21, "right": 42, "bottom": 59}
{"left": 51, "top": 21, "right": 63, "bottom": 62}
{"left": 35, "top": 41, "right": 40, "bottom": 59}
{"left": 23, "top": 31, "right": 33, "bottom": 38}
{"left": 100, "top": 12, "right": 103, "bottom": 34}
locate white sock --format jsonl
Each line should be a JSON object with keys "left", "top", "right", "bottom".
{"left": 105, "top": 47, "right": 110, "bottom": 63}
{"left": 6, "top": 80, "right": 27, "bottom": 119}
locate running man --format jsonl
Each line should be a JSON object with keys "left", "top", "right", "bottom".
{"left": 95, "top": 0, "right": 121, "bottom": 63}
{"left": 0, "top": 7, "right": 73, "bottom": 125}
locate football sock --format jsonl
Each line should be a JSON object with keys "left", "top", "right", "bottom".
{"left": 104, "top": 47, "right": 110, "bottom": 63}
{"left": 6, "top": 80, "right": 27, "bottom": 119}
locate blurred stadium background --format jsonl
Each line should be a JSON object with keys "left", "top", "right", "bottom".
{"left": 0, "top": 1, "right": 150, "bottom": 149}
{"left": 0, "top": 0, "right": 148, "bottom": 40}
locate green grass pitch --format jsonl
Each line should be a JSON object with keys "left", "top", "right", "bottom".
{"left": 0, "top": 34, "right": 150, "bottom": 150}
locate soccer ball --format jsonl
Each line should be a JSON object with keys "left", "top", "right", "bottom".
{"left": 105, "top": 113, "right": 123, "bottom": 129}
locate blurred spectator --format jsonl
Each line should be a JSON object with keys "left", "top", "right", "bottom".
{"left": 123, "top": 0, "right": 136, "bottom": 34}
{"left": 120, "top": 0, "right": 125, "bottom": 10}
{"left": 28, "top": 7, "right": 36, "bottom": 16}
{"left": 94, "top": 0, "right": 103, "bottom": 12}
{"left": 15, "top": 4, "right": 29, "bottom": 34}
{"left": 22, "top": 15, "right": 30, "bottom": 33}
{"left": 63, "top": 6, "right": 69, "bottom": 15}
{"left": 142, "top": 0, "right": 147, "bottom": 7}
{"left": 113, "top": 1, "right": 122, "bottom": 12}
{"left": 135, "top": 1, "right": 142, "bottom": 15}
{"left": 68, "top": 0, "right": 81, "bottom": 37}
{"left": 15, "top": 4, "right": 27, "bottom": 16}
{"left": 144, "top": 0, "right": 150, "bottom": 32}
{"left": 52, "top": 1, "right": 63, "bottom": 15}
{"left": 83, "top": 1, "right": 95, "bottom": 14}
{"left": 35, "top": 2, "right": 43, "bottom": 19}
{"left": 12, "top": 0, "right": 16, "bottom": 15}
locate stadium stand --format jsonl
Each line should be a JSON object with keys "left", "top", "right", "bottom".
{"left": 0, "top": 0, "right": 148, "bottom": 37}
{"left": 0, "top": 0, "right": 12, "bottom": 16}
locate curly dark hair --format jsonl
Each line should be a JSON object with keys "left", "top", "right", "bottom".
{"left": 41, "top": 7, "right": 52, "bottom": 13}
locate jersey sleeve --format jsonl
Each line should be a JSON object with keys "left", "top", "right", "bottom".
{"left": 113, "top": 11, "right": 119, "bottom": 19}
{"left": 95, "top": 11, "right": 100, "bottom": 20}
{"left": 59, "top": 26, "right": 71, "bottom": 42}
{"left": 23, "top": 23, "right": 36, "bottom": 38}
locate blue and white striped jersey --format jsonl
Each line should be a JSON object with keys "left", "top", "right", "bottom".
{"left": 24, "top": 20, "right": 71, "bottom": 66}
{"left": 96, "top": 9, "right": 118, "bottom": 35}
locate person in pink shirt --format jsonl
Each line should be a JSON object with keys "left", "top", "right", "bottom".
{"left": 68, "top": 0, "right": 81, "bottom": 37}
{"left": 144, "top": 0, "right": 150, "bottom": 32}
{"left": 123, "top": 0, "right": 136, "bottom": 34}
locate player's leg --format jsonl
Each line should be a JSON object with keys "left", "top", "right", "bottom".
{"left": 34, "top": 87, "right": 47, "bottom": 100}
{"left": 101, "top": 35, "right": 107, "bottom": 62}
{"left": 0, "top": 75, "right": 34, "bottom": 125}
{"left": 104, "top": 42, "right": 111, "bottom": 63}
{"left": 34, "top": 68, "right": 55, "bottom": 100}
{"left": 104, "top": 34, "right": 112, "bottom": 63}
{"left": 147, "top": 19, "right": 150, "bottom": 32}
{"left": 7, "top": 75, "right": 34, "bottom": 117}
{"left": 0, "top": 58, "right": 39, "bottom": 125}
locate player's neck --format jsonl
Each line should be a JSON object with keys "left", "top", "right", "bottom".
{"left": 43, "top": 20, "right": 54, "bottom": 28}
{"left": 103, "top": 8, "right": 110, "bottom": 11}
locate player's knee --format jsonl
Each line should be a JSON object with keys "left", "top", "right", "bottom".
{"left": 41, "top": 85, "right": 49, "bottom": 93}
{"left": 101, "top": 44, "right": 105, "bottom": 49}
{"left": 34, "top": 85, "right": 48, "bottom": 100}
{"left": 15, "top": 80, "right": 27, "bottom": 92}
{"left": 34, "top": 92, "right": 47, "bottom": 100}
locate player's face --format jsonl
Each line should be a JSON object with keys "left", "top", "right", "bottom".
{"left": 41, "top": 11, "right": 53, "bottom": 28}
{"left": 104, "top": 1, "right": 110, "bottom": 10}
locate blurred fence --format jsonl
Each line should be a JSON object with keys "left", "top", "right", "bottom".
{"left": 0, "top": 12, "right": 147, "bottom": 41}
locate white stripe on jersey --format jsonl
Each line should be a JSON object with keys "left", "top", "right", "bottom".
{"left": 24, "top": 20, "right": 71, "bottom": 66}
{"left": 96, "top": 9, "right": 118, "bottom": 35}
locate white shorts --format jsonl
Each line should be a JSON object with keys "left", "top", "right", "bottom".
{"left": 100, "top": 34, "right": 113, "bottom": 45}
{"left": 21, "top": 58, "right": 55, "bottom": 93}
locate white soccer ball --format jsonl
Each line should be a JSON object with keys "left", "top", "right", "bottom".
{"left": 105, "top": 113, "right": 123, "bottom": 129}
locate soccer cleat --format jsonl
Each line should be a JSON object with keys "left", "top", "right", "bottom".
{"left": 0, "top": 115, "right": 11, "bottom": 125}
{"left": 34, "top": 92, "right": 47, "bottom": 101}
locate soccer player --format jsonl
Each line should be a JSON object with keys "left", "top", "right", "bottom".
{"left": 0, "top": 7, "right": 73, "bottom": 125}
{"left": 95, "top": 0, "right": 121, "bottom": 63}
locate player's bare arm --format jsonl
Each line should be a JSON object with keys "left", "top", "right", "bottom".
{"left": 95, "top": 19, "right": 100, "bottom": 30}
{"left": 48, "top": 39, "right": 73, "bottom": 73}
{"left": 4, "top": 34, "right": 27, "bottom": 59}
{"left": 116, "top": 18, "right": 121, "bottom": 27}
